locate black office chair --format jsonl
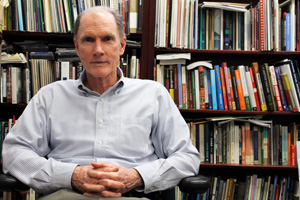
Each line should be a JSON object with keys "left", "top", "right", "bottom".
{"left": 0, "top": 173, "right": 210, "bottom": 200}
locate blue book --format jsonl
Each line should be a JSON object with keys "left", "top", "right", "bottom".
{"left": 177, "top": 64, "right": 183, "bottom": 108}
{"left": 214, "top": 65, "right": 224, "bottom": 110}
{"left": 206, "top": 69, "right": 213, "bottom": 109}
{"left": 274, "top": 66, "right": 289, "bottom": 111}
{"left": 201, "top": 9, "right": 207, "bottom": 49}
{"left": 272, "top": 175, "right": 278, "bottom": 200}
{"left": 199, "top": 8, "right": 203, "bottom": 49}
{"left": 17, "top": 0, "right": 24, "bottom": 31}
{"left": 286, "top": 13, "right": 291, "bottom": 51}
{"left": 210, "top": 69, "right": 218, "bottom": 110}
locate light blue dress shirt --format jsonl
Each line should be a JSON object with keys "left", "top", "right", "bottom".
{"left": 3, "top": 68, "right": 201, "bottom": 194}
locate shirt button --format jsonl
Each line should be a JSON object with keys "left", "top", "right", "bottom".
{"left": 99, "top": 119, "right": 103, "bottom": 123}
{"left": 100, "top": 98, "right": 104, "bottom": 102}
{"left": 98, "top": 140, "right": 102, "bottom": 145}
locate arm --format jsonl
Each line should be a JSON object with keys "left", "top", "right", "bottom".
{"left": 134, "top": 84, "right": 201, "bottom": 193}
{"left": 2, "top": 89, "right": 77, "bottom": 193}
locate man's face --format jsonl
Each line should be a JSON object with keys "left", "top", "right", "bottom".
{"left": 74, "top": 10, "right": 126, "bottom": 80}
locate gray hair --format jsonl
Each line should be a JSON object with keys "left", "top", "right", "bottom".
{"left": 73, "top": 6, "right": 125, "bottom": 39}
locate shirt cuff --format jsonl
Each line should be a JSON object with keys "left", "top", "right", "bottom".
{"left": 52, "top": 162, "right": 78, "bottom": 190}
{"left": 134, "top": 164, "right": 162, "bottom": 193}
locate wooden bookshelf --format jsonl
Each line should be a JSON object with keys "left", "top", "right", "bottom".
{"left": 146, "top": 0, "right": 300, "bottom": 198}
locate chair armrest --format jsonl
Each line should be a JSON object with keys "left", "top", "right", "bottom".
{"left": 0, "top": 174, "right": 29, "bottom": 192}
{"left": 178, "top": 174, "right": 210, "bottom": 194}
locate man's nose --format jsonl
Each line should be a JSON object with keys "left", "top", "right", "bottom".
{"left": 94, "top": 39, "right": 104, "bottom": 55}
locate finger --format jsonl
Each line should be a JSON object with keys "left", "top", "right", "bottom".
{"left": 101, "top": 190, "right": 123, "bottom": 198}
{"left": 91, "top": 162, "right": 118, "bottom": 169}
{"left": 87, "top": 170, "right": 120, "bottom": 180}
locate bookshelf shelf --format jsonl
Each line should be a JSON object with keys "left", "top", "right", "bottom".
{"left": 200, "top": 163, "right": 298, "bottom": 171}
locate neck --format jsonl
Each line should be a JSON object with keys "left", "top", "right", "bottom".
{"left": 84, "top": 71, "right": 119, "bottom": 94}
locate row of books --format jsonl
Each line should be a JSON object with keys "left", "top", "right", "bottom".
{"left": 184, "top": 175, "right": 299, "bottom": 200}
{"left": 155, "top": 54, "right": 300, "bottom": 112}
{"left": 187, "top": 117, "right": 299, "bottom": 166}
{"left": 0, "top": 47, "right": 140, "bottom": 104}
{"left": 155, "top": 0, "right": 300, "bottom": 52}
{"left": 1, "top": 188, "right": 38, "bottom": 200}
{"left": 4, "top": 0, "right": 143, "bottom": 34}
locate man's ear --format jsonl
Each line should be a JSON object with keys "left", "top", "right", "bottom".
{"left": 120, "top": 36, "right": 127, "bottom": 56}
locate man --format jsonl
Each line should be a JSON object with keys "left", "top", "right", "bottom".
{"left": 2, "top": 6, "right": 201, "bottom": 199}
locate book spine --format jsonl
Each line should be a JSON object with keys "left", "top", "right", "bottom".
{"left": 265, "top": 63, "right": 278, "bottom": 111}
{"left": 230, "top": 66, "right": 240, "bottom": 110}
{"left": 177, "top": 64, "right": 183, "bottom": 108}
{"left": 274, "top": 67, "right": 289, "bottom": 111}
{"left": 199, "top": 66, "right": 206, "bottom": 110}
{"left": 249, "top": 66, "right": 261, "bottom": 111}
{"left": 234, "top": 68, "right": 246, "bottom": 110}
{"left": 245, "top": 66, "right": 257, "bottom": 111}
{"left": 281, "top": 74, "right": 297, "bottom": 112}
{"left": 239, "top": 65, "right": 252, "bottom": 111}
{"left": 227, "top": 67, "right": 236, "bottom": 110}
{"left": 220, "top": 65, "right": 228, "bottom": 110}
{"left": 259, "top": 64, "right": 274, "bottom": 111}
{"left": 222, "top": 62, "right": 233, "bottom": 110}
{"left": 211, "top": 69, "right": 218, "bottom": 110}
{"left": 181, "top": 65, "right": 187, "bottom": 109}
{"left": 214, "top": 65, "right": 224, "bottom": 110}
{"left": 269, "top": 65, "right": 283, "bottom": 111}
{"left": 207, "top": 69, "right": 213, "bottom": 110}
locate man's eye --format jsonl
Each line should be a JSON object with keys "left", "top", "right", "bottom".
{"left": 84, "top": 37, "right": 94, "bottom": 42}
{"left": 103, "top": 37, "right": 112, "bottom": 41}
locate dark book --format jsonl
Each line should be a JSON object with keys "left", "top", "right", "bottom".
{"left": 229, "top": 66, "right": 240, "bottom": 110}
{"left": 259, "top": 63, "right": 275, "bottom": 111}
{"left": 137, "top": 0, "right": 143, "bottom": 33}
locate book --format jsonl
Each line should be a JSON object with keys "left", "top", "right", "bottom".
{"left": 129, "top": 0, "right": 138, "bottom": 33}
{"left": 186, "top": 60, "right": 212, "bottom": 70}
{"left": 199, "top": 66, "right": 206, "bottom": 110}
{"left": 219, "top": 65, "right": 228, "bottom": 110}
{"left": 230, "top": 66, "right": 240, "bottom": 110}
{"left": 269, "top": 65, "right": 283, "bottom": 111}
{"left": 260, "top": 63, "right": 275, "bottom": 111}
{"left": 277, "top": 61, "right": 300, "bottom": 111}
{"left": 274, "top": 66, "right": 289, "bottom": 111}
{"left": 234, "top": 67, "right": 246, "bottom": 110}
{"left": 246, "top": 66, "right": 258, "bottom": 111}
{"left": 250, "top": 63, "right": 265, "bottom": 111}
{"left": 214, "top": 65, "right": 224, "bottom": 110}
{"left": 222, "top": 62, "right": 233, "bottom": 110}
{"left": 211, "top": 69, "right": 218, "bottom": 110}
{"left": 281, "top": 73, "right": 298, "bottom": 112}
{"left": 238, "top": 65, "right": 251, "bottom": 111}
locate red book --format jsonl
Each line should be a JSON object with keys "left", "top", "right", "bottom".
{"left": 249, "top": 66, "right": 261, "bottom": 111}
{"left": 291, "top": 144, "right": 295, "bottom": 166}
{"left": 220, "top": 64, "right": 228, "bottom": 110}
{"left": 222, "top": 62, "right": 233, "bottom": 110}
{"left": 275, "top": 185, "right": 280, "bottom": 200}
{"left": 199, "top": 66, "right": 206, "bottom": 110}
{"left": 259, "top": 0, "right": 265, "bottom": 50}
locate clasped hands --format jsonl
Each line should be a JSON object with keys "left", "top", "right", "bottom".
{"left": 71, "top": 161, "right": 143, "bottom": 198}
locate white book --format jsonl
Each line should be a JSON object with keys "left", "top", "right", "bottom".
{"left": 238, "top": 65, "right": 250, "bottom": 98}
{"left": 194, "top": 69, "right": 200, "bottom": 109}
{"left": 156, "top": 53, "right": 191, "bottom": 60}
{"left": 244, "top": 10, "right": 251, "bottom": 50}
{"left": 279, "top": 63, "right": 300, "bottom": 111}
{"left": 63, "top": 0, "right": 72, "bottom": 32}
{"left": 245, "top": 67, "right": 257, "bottom": 110}
{"left": 61, "top": 61, "right": 70, "bottom": 80}
{"left": 186, "top": 60, "right": 212, "bottom": 70}
{"left": 11, "top": 67, "right": 22, "bottom": 104}
{"left": 274, "top": 0, "right": 280, "bottom": 51}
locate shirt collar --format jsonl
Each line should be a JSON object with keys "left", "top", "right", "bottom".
{"left": 77, "top": 68, "right": 125, "bottom": 96}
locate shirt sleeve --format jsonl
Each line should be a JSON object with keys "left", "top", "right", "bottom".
{"left": 134, "top": 83, "right": 201, "bottom": 193}
{"left": 2, "top": 89, "right": 78, "bottom": 194}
